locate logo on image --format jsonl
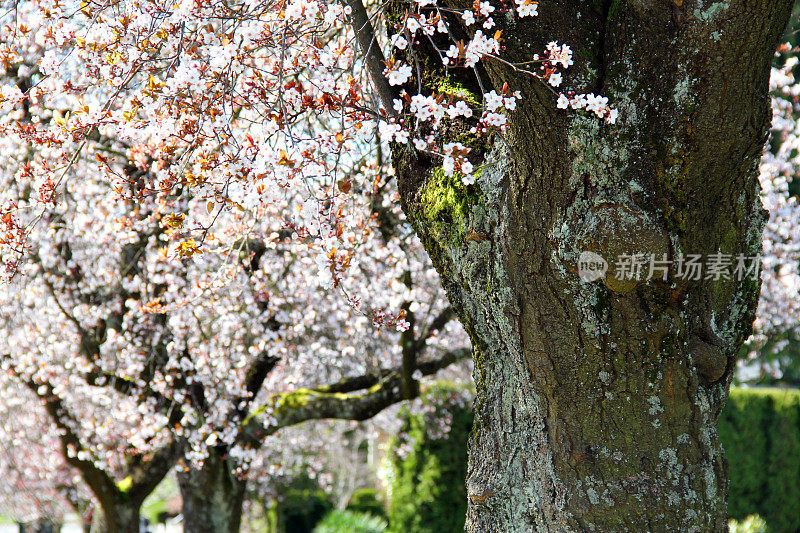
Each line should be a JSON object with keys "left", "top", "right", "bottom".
{"left": 578, "top": 251, "right": 608, "bottom": 282}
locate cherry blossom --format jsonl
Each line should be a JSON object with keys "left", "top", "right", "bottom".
{"left": 737, "top": 48, "right": 800, "bottom": 381}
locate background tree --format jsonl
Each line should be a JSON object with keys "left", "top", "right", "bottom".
{"left": 0, "top": 4, "right": 468, "bottom": 528}
{"left": 740, "top": 46, "right": 800, "bottom": 384}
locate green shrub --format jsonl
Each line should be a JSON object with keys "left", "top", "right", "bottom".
{"left": 764, "top": 390, "right": 800, "bottom": 532}
{"left": 279, "top": 488, "right": 332, "bottom": 533}
{"left": 268, "top": 476, "right": 334, "bottom": 533}
{"left": 720, "top": 388, "right": 800, "bottom": 532}
{"left": 312, "top": 510, "right": 387, "bottom": 533}
{"left": 386, "top": 383, "right": 472, "bottom": 533}
{"left": 347, "top": 488, "right": 386, "bottom": 518}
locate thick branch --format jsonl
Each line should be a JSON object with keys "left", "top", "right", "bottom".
{"left": 123, "top": 441, "right": 181, "bottom": 506}
{"left": 234, "top": 351, "right": 282, "bottom": 421}
{"left": 239, "top": 347, "right": 470, "bottom": 445}
{"left": 399, "top": 300, "right": 418, "bottom": 399}
{"left": 5, "top": 356, "right": 178, "bottom": 509}
{"left": 415, "top": 306, "right": 455, "bottom": 350}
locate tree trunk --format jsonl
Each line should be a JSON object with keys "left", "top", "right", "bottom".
{"left": 89, "top": 505, "right": 141, "bottom": 533}
{"left": 17, "top": 519, "right": 61, "bottom": 533}
{"left": 393, "top": 0, "right": 794, "bottom": 530}
{"left": 177, "top": 447, "right": 247, "bottom": 533}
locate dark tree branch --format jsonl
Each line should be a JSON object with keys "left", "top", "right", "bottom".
{"left": 399, "top": 299, "right": 418, "bottom": 400}
{"left": 415, "top": 306, "right": 455, "bottom": 351}
{"left": 345, "top": 0, "right": 400, "bottom": 116}
{"left": 123, "top": 440, "right": 181, "bottom": 506}
{"left": 238, "top": 347, "right": 470, "bottom": 446}
{"left": 4, "top": 356, "right": 178, "bottom": 509}
{"left": 81, "top": 367, "right": 183, "bottom": 427}
{"left": 243, "top": 352, "right": 282, "bottom": 399}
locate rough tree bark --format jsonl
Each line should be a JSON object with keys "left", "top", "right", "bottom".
{"left": 383, "top": 0, "right": 794, "bottom": 530}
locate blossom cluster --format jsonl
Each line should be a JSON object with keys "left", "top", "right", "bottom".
{"left": 377, "top": 0, "right": 616, "bottom": 183}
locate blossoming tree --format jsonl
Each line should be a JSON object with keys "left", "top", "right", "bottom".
{"left": 0, "top": 117, "right": 466, "bottom": 532}
{"left": 1, "top": 0, "right": 798, "bottom": 530}
{"left": 0, "top": 2, "right": 469, "bottom": 530}
{"left": 743, "top": 50, "right": 800, "bottom": 384}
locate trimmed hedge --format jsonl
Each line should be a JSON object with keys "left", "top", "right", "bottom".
{"left": 389, "top": 387, "right": 800, "bottom": 533}
{"left": 266, "top": 476, "right": 334, "bottom": 533}
{"left": 720, "top": 388, "right": 800, "bottom": 532}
